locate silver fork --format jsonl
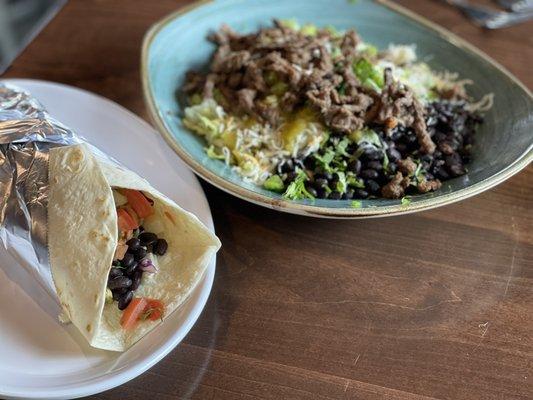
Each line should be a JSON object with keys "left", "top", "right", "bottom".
{"left": 443, "top": 0, "right": 533, "bottom": 28}
{"left": 496, "top": 0, "right": 533, "bottom": 12}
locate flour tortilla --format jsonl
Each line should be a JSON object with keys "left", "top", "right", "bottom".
{"left": 48, "top": 144, "right": 220, "bottom": 351}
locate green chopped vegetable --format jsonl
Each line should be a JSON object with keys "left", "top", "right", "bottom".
{"left": 206, "top": 145, "right": 225, "bottom": 160}
{"left": 350, "top": 128, "right": 382, "bottom": 148}
{"left": 382, "top": 151, "right": 390, "bottom": 172}
{"left": 301, "top": 24, "right": 318, "bottom": 36}
{"left": 330, "top": 46, "right": 342, "bottom": 59}
{"left": 271, "top": 81, "right": 288, "bottom": 96}
{"left": 336, "top": 171, "right": 347, "bottom": 193}
{"left": 264, "top": 71, "right": 278, "bottom": 86}
{"left": 189, "top": 93, "right": 202, "bottom": 106}
{"left": 280, "top": 18, "right": 300, "bottom": 31}
{"left": 362, "top": 44, "right": 378, "bottom": 58}
{"left": 347, "top": 174, "right": 365, "bottom": 188}
{"left": 283, "top": 170, "right": 315, "bottom": 200}
{"left": 313, "top": 148, "right": 335, "bottom": 172}
{"left": 351, "top": 200, "right": 362, "bottom": 208}
{"left": 336, "top": 137, "right": 351, "bottom": 157}
{"left": 401, "top": 197, "right": 411, "bottom": 206}
{"left": 353, "top": 58, "right": 384, "bottom": 90}
{"left": 263, "top": 175, "right": 285, "bottom": 192}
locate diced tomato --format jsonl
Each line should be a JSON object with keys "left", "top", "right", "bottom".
{"left": 120, "top": 298, "right": 147, "bottom": 330}
{"left": 119, "top": 189, "right": 154, "bottom": 218}
{"left": 117, "top": 208, "right": 138, "bottom": 231}
{"left": 144, "top": 299, "right": 165, "bottom": 321}
{"left": 120, "top": 297, "right": 165, "bottom": 330}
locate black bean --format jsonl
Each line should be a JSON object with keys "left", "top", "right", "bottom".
{"left": 448, "top": 163, "right": 466, "bottom": 177}
{"left": 342, "top": 189, "right": 354, "bottom": 200}
{"left": 354, "top": 189, "right": 369, "bottom": 199}
{"left": 285, "top": 171, "right": 298, "bottom": 183}
{"left": 112, "top": 260, "right": 119, "bottom": 266}
{"left": 131, "top": 270, "right": 143, "bottom": 291}
{"left": 314, "top": 178, "right": 328, "bottom": 189}
{"left": 434, "top": 166, "right": 449, "bottom": 180}
{"left": 348, "top": 159, "right": 361, "bottom": 174}
{"left": 109, "top": 267, "right": 123, "bottom": 279}
{"left": 365, "top": 179, "right": 381, "bottom": 194}
{"left": 367, "top": 161, "right": 383, "bottom": 171}
{"left": 387, "top": 163, "right": 397, "bottom": 174}
{"left": 360, "top": 169, "right": 379, "bottom": 180}
{"left": 125, "top": 260, "right": 137, "bottom": 276}
{"left": 138, "top": 232, "right": 158, "bottom": 246}
{"left": 329, "top": 191, "right": 342, "bottom": 200}
{"left": 154, "top": 239, "right": 168, "bottom": 256}
{"left": 386, "top": 148, "right": 401, "bottom": 162}
{"left": 118, "top": 290, "right": 133, "bottom": 310}
{"left": 126, "top": 238, "right": 140, "bottom": 251}
{"left": 112, "top": 289, "right": 124, "bottom": 301}
{"left": 120, "top": 252, "right": 135, "bottom": 268}
{"left": 280, "top": 160, "right": 294, "bottom": 174}
{"left": 134, "top": 246, "right": 147, "bottom": 260}
{"left": 108, "top": 276, "right": 132, "bottom": 290}
{"left": 316, "top": 188, "right": 328, "bottom": 199}
{"left": 362, "top": 148, "right": 383, "bottom": 161}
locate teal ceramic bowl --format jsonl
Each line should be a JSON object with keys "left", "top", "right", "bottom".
{"left": 141, "top": 0, "right": 532, "bottom": 218}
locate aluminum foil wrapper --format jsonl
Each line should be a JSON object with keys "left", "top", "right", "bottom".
{"left": 0, "top": 83, "right": 119, "bottom": 302}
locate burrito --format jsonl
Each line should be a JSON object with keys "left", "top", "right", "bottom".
{"left": 47, "top": 143, "right": 221, "bottom": 351}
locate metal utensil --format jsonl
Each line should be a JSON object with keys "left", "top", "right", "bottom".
{"left": 496, "top": 0, "right": 533, "bottom": 12}
{"left": 442, "top": 0, "right": 533, "bottom": 28}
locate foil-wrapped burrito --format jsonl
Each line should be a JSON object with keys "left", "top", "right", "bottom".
{"left": 0, "top": 84, "right": 221, "bottom": 351}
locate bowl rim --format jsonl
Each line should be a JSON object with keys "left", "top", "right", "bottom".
{"left": 140, "top": 0, "right": 533, "bottom": 219}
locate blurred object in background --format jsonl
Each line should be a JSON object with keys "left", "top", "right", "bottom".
{"left": 0, "top": 0, "right": 66, "bottom": 74}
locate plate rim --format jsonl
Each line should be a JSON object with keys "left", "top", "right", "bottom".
{"left": 140, "top": 0, "right": 533, "bottom": 219}
{"left": 0, "top": 78, "right": 217, "bottom": 400}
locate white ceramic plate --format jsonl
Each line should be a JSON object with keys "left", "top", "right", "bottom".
{"left": 0, "top": 79, "right": 217, "bottom": 399}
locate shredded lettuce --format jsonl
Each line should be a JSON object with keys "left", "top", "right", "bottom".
{"left": 351, "top": 200, "right": 362, "bottom": 208}
{"left": 280, "top": 18, "right": 300, "bottom": 31}
{"left": 206, "top": 145, "right": 225, "bottom": 160}
{"left": 336, "top": 171, "right": 347, "bottom": 193}
{"left": 347, "top": 173, "right": 365, "bottom": 188}
{"left": 183, "top": 99, "right": 225, "bottom": 142}
{"left": 283, "top": 169, "right": 315, "bottom": 200}
{"left": 401, "top": 196, "right": 411, "bottom": 206}
{"left": 353, "top": 58, "right": 384, "bottom": 91}
{"left": 264, "top": 175, "right": 285, "bottom": 192}
{"left": 301, "top": 24, "right": 318, "bottom": 36}
{"left": 350, "top": 128, "right": 382, "bottom": 148}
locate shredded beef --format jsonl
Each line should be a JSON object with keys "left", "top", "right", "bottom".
{"left": 183, "top": 20, "right": 435, "bottom": 150}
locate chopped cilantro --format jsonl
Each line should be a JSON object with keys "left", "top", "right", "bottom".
{"left": 283, "top": 170, "right": 315, "bottom": 200}
{"left": 263, "top": 175, "right": 285, "bottom": 192}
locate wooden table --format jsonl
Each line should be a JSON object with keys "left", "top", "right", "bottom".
{"left": 4, "top": 1, "right": 532, "bottom": 399}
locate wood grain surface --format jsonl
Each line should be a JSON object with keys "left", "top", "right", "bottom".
{"left": 3, "top": 1, "right": 532, "bottom": 399}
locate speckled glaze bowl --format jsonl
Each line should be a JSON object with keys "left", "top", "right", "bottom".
{"left": 141, "top": 0, "right": 532, "bottom": 218}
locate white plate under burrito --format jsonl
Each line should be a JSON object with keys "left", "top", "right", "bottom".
{"left": 0, "top": 79, "right": 217, "bottom": 399}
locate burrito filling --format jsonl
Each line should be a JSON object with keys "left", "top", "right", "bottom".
{"left": 106, "top": 188, "right": 167, "bottom": 329}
